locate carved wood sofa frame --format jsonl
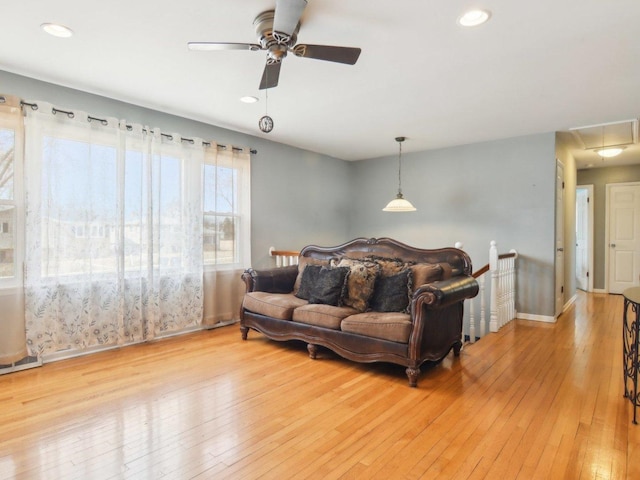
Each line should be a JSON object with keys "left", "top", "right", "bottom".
{"left": 240, "top": 237, "right": 479, "bottom": 387}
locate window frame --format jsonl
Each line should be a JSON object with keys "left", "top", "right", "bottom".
{"left": 202, "top": 149, "right": 251, "bottom": 271}
{"left": 0, "top": 108, "right": 24, "bottom": 291}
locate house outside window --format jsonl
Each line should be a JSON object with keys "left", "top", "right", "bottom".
{"left": 202, "top": 150, "right": 251, "bottom": 269}
{"left": 0, "top": 119, "right": 22, "bottom": 286}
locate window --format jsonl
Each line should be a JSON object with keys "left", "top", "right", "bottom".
{"left": 38, "top": 135, "right": 119, "bottom": 277}
{"left": 0, "top": 128, "right": 16, "bottom": 281}
{"left": 0, "top": 104, "right": 23, "bottom": 287}
{"left": 202, "top": 149, "right": 251, "bottom": 268}
{"left": 22, "top": 103, "right": 210, "bottom": 355}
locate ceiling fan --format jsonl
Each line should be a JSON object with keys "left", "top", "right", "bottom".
{"left": 187, "top": 0, "right": 361, "bottom": 90}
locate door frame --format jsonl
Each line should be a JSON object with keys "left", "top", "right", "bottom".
{"left": 576, "top": 184, "right": 594, "bottom": 292}
{"left": 555, "top": 160, "right": 565, "bottom": 317}
{"left": 605, "top": 181, "right": 640, "bottom": 293}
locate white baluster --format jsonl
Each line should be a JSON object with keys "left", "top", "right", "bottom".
{"left": 479, "top": 274, "right": 486, "bottom": 337}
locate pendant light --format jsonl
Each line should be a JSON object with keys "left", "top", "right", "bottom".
{"left": 383, "top": 136, "right": 416, "bottom": 212}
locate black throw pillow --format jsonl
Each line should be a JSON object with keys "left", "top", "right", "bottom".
{"left": 308, "top": 266, "right": 350, "bottom": 306}
{"left": 295, "top": 264, "right": 323, "bottom": 300}
{"left": 369, "top": 269, "right": 411, "bottom": 312}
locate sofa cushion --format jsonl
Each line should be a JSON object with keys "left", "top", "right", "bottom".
{"left": 309, "top": 266, "right": 350, "bottom": 306}
{"left": 369, "top": 269, "right": 412, "bottom": 313}
{"left": 293, "top": 304, "right": 358, "bottom": 330}
{"left": 333, "top": 258, "right": 380, "bottom": 312}
{"left": 295, "top": 264, "right": 322, "bottom": 300}
{"left": 410, "top": 263, "right": 443, "bottom": 295}
{"left": 293, "top": 256, "right": 331, "bottom": 295}
{"left": 341, "top": 312, "right": 413, "bottom": 343}
{"left": 365, "top": 256, "right": 409, "bottom": 277}
{"left": 242, "top": 292, "right": 308, "bottom": 320}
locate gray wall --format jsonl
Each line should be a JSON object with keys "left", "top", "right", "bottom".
{"left": 556, "top": 132, "right": 578, "bottom": 307}
{"left": 0, "top": 70, "right": 352, "bottom": 270}
{"left": 347, "top": 133, "right": 558, "bottom": 317}
{"left": 577, "top": 164, "right": 640, "bottom": 289}
{"left": 2, "top": 70, "right": 560, "bottom": 317}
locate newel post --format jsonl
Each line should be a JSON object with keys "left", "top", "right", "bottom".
{"left": 489, "top": 240, "right": 499, "bottom": 333}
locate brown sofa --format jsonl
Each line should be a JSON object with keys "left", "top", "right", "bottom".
{"left": 240, "top": 237, "right": 479, "bottom": 387}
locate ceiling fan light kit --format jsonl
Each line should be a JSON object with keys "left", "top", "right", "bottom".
{"left": 383, "top": 137, "right": 416, "bottom": 212}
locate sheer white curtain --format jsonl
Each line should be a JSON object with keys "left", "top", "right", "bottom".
{"left": 23, "top": 103, "right": 204, "bottom": 357}
{"left": 0, "top": 95, "right": 27, "bottom": 364}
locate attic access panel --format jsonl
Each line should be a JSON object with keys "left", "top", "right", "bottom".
{"left": 570, "top": 119, "right": 639, "bottom": 150}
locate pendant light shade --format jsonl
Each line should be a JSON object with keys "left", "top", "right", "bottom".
{"left": 383, "top": 193, "right": 417, "bottom": 212}
{"left": 383, "top": 136, "right": 416, "bottom": 212}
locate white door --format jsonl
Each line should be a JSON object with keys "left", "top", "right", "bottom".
{"left": 607, "top": 183, "right": 640, "bottom": 294}
{"left": 575, "top": 187, "right": 590, "bottom": 291}
{"left": 555, "top": 162, "right": 564, "bottom": 317}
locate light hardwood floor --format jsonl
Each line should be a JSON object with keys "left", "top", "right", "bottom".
{"left": 1, "top": 291, "right": 639, "bottom": 479}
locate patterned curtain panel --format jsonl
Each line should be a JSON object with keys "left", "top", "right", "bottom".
{"left": 0, "top": 95, "right": 28, "bottom": 364}
{"left": 23, "top": 103, "right": 204, "bottom": 357}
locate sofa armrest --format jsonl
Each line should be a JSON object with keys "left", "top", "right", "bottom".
{"left": 412, "top": 275, "right": 479, "bottom": 309}
{"left": 241, "top": 265, "right": 299, "bottom": 293}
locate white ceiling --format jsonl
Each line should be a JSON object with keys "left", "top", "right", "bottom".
{"left": 2, "top": 0, "right": 640, "bottom": 166}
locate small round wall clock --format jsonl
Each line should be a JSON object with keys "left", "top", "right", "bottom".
{"left": 259, "top": 115, "right": 274, "bottom": 133}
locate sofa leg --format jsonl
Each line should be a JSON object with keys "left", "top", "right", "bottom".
{"left": 240, "top": 326, "right": 249, "bottom": 340}
{"left": 453, "top": 341, "right": 462, "bottom": 356}
{"left": 307, "top": 343, "right": 318, "bottom": 359}
{"left": 406, "top": 367, "right": 420, "bottom": 388}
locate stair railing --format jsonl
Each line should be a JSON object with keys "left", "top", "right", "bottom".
{"left": 268, "top": 247, "right": 299, "bottom": 267}
{"left": 461, "top": 241, "right": 518, "bottom": 343}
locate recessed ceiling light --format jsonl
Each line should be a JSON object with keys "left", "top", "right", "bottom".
{"left": 41, "top": 23, "right": 74, "bottom": 38}
{"left": 240, "top": 96, "right": 259, "bottom": 104}
{"left": 457, "top": 9, "right": 491, "bottom": 27}
{"left": 595, "top": 147, "right": 625, "bottom": 158}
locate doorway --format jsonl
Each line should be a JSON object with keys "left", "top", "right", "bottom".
{"left": 606, "top": 182, "right": 640, "bottom": 294}
{"left": 576, "top": 185, "right": 593, "bottom": 292}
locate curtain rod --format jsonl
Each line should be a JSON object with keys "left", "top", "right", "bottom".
{"left": 0, "top": 96, "right": 257, "bottom": 154}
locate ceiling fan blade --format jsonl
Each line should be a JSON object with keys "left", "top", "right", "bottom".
{"left": 188, "top": 42, "right": 262, "bottom": 51}
{"left": 273, "top": 0, "right": 307, "bottom": 36}
{"left": 292, "top": 45, "right": 361, "bottom": 65}
{"left": 259, "top": 62, "right": 282, "bottom": 90}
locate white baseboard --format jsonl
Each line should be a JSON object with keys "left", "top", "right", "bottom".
{"left": 593, "top": 288, "right": 607, "bottom": 294}
{"left": 204, "top": 318, "right": 239, "bottom": 329}
{"left": 43, "top": 324, "right": 206, "bottom": 364}
{"left": 517, "top": 313, "right": 557, "bottom": 323}
{"left": 563, "top": 295, "right": 577, "bottom": 312}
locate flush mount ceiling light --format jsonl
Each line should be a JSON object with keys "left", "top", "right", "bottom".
{"left": 41, "top": 23, "right": 73, "bottom": 38}
{"left": 595, "top": 147, "right": 625, "bottom": 158}
{"left": 240, "top": 96, "right": 259, "bottom": 104}
{"left": 457, "top": 9, "right": 491, "bottom": 27}
{"left": 383, "top": 137, "right": 416, "bottom": 212}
